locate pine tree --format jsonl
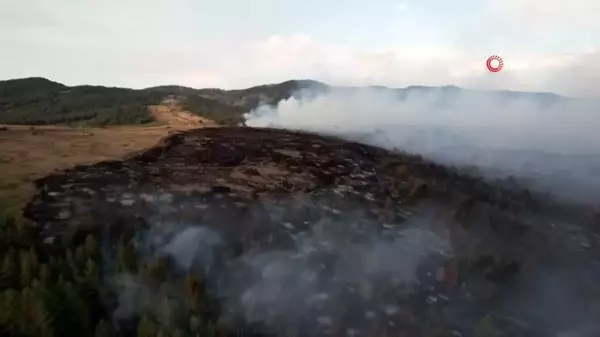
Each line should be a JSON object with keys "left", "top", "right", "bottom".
{"left": 31, "top": 294, "right": 54, "bottom": 337}
{"left": 39, "top": 264, "right": 51, "bottom": 285}
{"left": 94, "top": 319, "right": 114, "bottom": 337}
{"left": 474, "top": 314, "right": 496, "bottom": 337}
{"left": 214, "top": 320, "right": 228, "bottom": 337}
{"left": 206, "top": 321, "right": 217, "bottom": 337}
{"left": 75, "top": 245, "right": 87, "bottom": 269}
{"left": 83, "top": 258, "right": 99, "bottom": 287}
{"left": 29, "top": 247, "right": 39, "bottom": 274}
{"left": 171, "top": 328, "right": 184, "bottom": 337}
{"left": 66, "top": 249, "right": 79, "bottom": 279}
{"left": 189, "top": 316, "right": 202, "bottom": 334}
{"left": 0, "top": 250, "right": 16, "bottom": 289}
{"left": 84, "top": 234, "right": 100, "bottom": 260}
{"left": 186, "top": 273, "right": 205, "bottom": 314}
{"left": 43, "top": 282, "right": 83, "bottom": 337}
{"left": 116, "top": 236, "right": 138, "bottom": 274}
{"left": 14, "top": 218, "right": 31, "bottom": 244}
{"left": 61, "top": 281, "right": 90, "bottom": 333}
{"left": 137, "top": 261, "right": 150, "bottom": 279}
{"left": 137, "top": 314, "right": 157, "bottom": 337}
{"left": 31, "top": 278, "right": 41, "bottom": 289}
{"left": 19, "top": 250, "right": 33, "bottom": 287}
{"left": 19, "top": 286, "right": 35, "bottom": 335}
{"left": 0, "top": 291, "right": 5, "bottom": 332}
{"left": 0, "top": 289, "right": 19, "bottom": 334}
{"left": 56, "top": 274, "right": 65, "bottom": 286}
{"left": 149, "top": 258, "right": 168, "bottom": 283}
{"left": 55, "top": 258, "right": 73, "bottom": 282}
{"left": 186, "top": 272, "right": 201, "bottom": 298}
{"left": 158, "top": 297, "right": 180, "bottom": 330}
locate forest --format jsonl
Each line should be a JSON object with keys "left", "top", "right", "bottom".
{"left": 0, "top": 213, "right": 227, "bottom": 337}
{"left": 0, "top": 79, "right": 163, "bottom": 126}
{"left": 0, "top": 77, "right": 321, "bottom": 127}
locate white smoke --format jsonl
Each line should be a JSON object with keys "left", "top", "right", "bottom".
{"left": 112, "top": 199, "right": 456, "bottom": 335}
{"left": 245, "top": 87, "right": 600, "bottom": 203}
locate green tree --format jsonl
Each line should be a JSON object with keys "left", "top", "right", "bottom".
{"left": 75, "top": 245, "right": 87, "bottom": 269}
{"left": 94, "top": 319, "right": 114, "bottom": 337}
{"left": 137, "top": 314, "right": 158, "bottom": 337}
{"left": 60, "top": 281, "right": 90, "bottom": 334}
{"left": 0, "top": 216, "right": 17, "bottom": 242}
{"left": 149, "top": 258, "right": 169, "bottom": 283}
{"left": 116, "top": 236, "right": 138, "bottom": 274}
{"left": 171, "top": 328, "right": 184, "bottom": 337}
{"left": 19, "top": 286, "right": 35, "bottom": 335}
{"left": 205, "top": 321, "right": 217, "bottom": 337}
{"left": 31, "top": 293, "right": 54, "bottom": 337}
{"left": 42, "top": 283, "right": 84, "bottom": 337}
{"left": 14, "top": 218, "right": 32, "bottom": 244}
{"left": 82, "top": 258, "right": 99, "bottom": 287}
{"left": 186, "top": 272, "right": 205, "bottom": 314}
{"left": 39, "top": 264, "right": 51, "bottom": 285}
{"left": 19, "top": 250, "right": 34, "bottom": 287}
{"left": 474, "top": 314, "right": 496, "bottom": 337}
{"left": 0, "top": 250, "right": 17, "bottom": 289}
{"left": 84, "top": 234, "right": 100, "bottom": 260}
{"left": 54, "top": 257, "right": 73, "bottom": 282}
{"left": 189, "top": 316, "right": 202, "bottom": 334}
{"left": 66, "top": 249, "right": 81, "bottom": 279}
{"left": 29, "top": 247, "right": 40, "bottom": 273}
{"left": 0, "top": 289, "right": 20, "bottom": 334}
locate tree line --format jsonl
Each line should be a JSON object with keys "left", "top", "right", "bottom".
{"left": 0, "top": 78, "right": 247, "bottom": 127}
{"left": 0, "top": 214, "right": 228, "bottom": 337}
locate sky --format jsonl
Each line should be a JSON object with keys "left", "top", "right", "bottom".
{"left": 0, "top": 0, "right": 599, "bottom": 96}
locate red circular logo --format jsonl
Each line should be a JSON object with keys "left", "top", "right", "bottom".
{"left": 486, "top": 55, "right": 504, "bottom": 72}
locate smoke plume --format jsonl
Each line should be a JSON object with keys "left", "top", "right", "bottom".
{"left": 245, "top": 86, "right": 600, "bottom": 204}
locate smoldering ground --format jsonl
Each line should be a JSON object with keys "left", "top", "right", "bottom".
{"left": 244, "top": 86, "right": 600, "bottom": 204}
{"left": 103, "top": 88, "right": 600, "bottom": 336}
{"left": 238, "top": 85, "right": 600, "bottom": 336}
{"left": 107, "top": 188, "right": 600, "bottom": 337}
{"left": 109, "top": 196, "right": 462, "bottom": 336}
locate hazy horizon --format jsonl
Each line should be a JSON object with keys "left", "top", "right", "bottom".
{"left": 1, "top": 75, "right": 587, "bottom": 99}
{"left": 1, "top": 0, "right": 598, "bottom": 97}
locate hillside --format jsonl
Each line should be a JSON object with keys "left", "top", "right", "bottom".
{"left": 12, "top": 126, "right": 600, "bottom": 337}
{"left": 0, "top": 77, "right": 326, "bottom": 127}
{"left": 0, "top": 77, "right": 579, "bottom": 128}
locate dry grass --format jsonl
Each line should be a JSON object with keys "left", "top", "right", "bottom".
{"left": 0, "top": 123, "right": 201, "bottom": 216}
{"left": 149, "top": 101, "right": 219, "bottom": 127}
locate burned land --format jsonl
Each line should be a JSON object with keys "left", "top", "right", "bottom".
{"left": 8, "top": 126, "right": 600, "bottom": 337}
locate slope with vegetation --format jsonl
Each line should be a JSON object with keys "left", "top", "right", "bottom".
{"left": 0, "top": 76, "right": 576, "bottom": 128}
{"left": 0, "top": 78, "right": 326, "bottom": 127}
{"left": 0, "top": 77, "right": 597, "bottom": 337}
{"left": 0, "top": 127, "right": 595, "bottom": 337}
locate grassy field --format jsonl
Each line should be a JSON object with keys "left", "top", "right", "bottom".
{"left": 0, "top": 123, "right": 204, "bottom": 217}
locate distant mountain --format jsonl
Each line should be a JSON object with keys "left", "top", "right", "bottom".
{"left": 0, "top": 77, "right": 67, "bottom": 96}
{"left": 0, "top": 76, "right": 583, "bottom": 127}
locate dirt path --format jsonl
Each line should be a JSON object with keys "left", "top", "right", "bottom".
{"left": 148, "top": 100, "right": 219, "bottom": 128}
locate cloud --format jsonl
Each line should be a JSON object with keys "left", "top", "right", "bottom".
{"left": 487, "top": 0, "right": 600, "bottom": 32}
{"left": 0, "top": 0, "right": 598, "bottom": 96}
{"left": 3, "top": 32, "right": 598, "bottom": 97}
{"left": 393, "top": 2, "right": 408, "bottom": 11}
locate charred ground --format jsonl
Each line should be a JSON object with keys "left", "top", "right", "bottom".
{"left": 14, "top": 127, "right": 600, "bottom": 337}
